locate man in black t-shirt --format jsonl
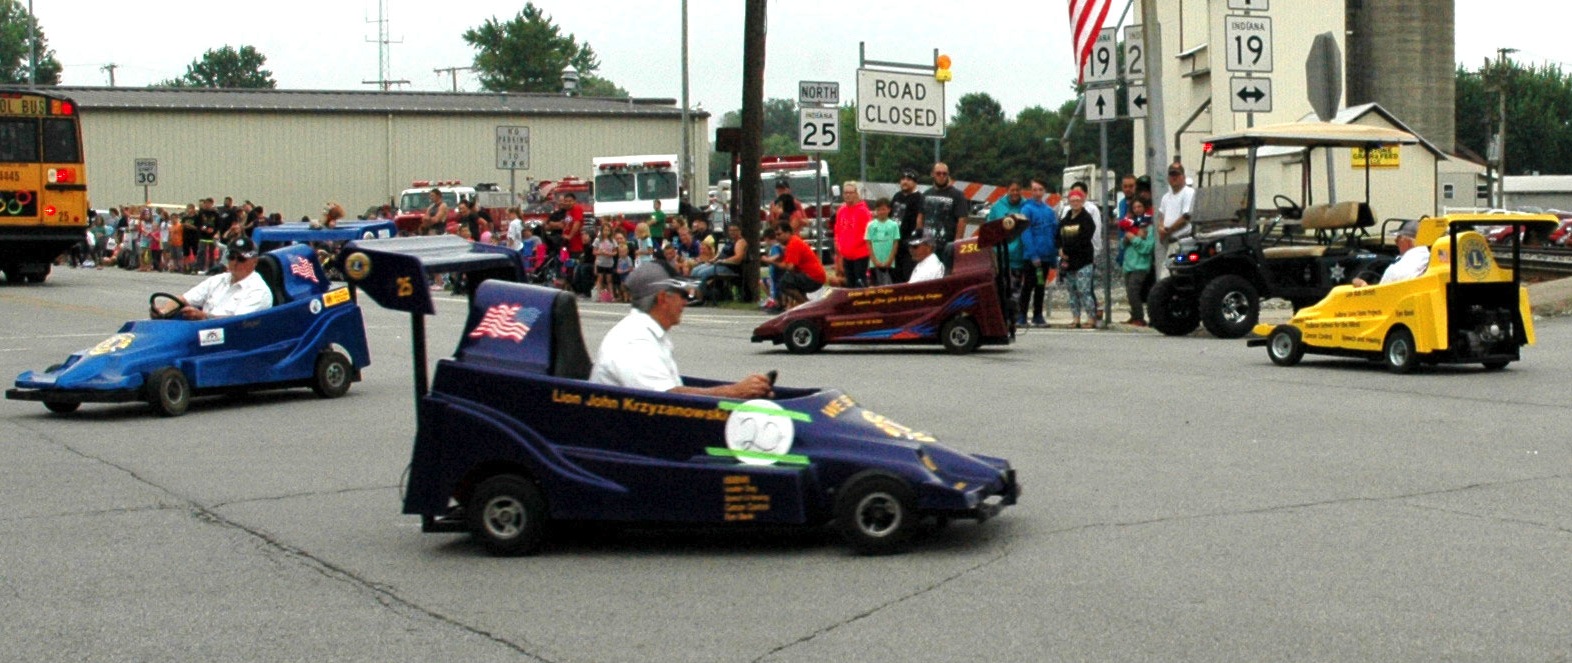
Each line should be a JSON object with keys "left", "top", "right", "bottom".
{"left": 919, "top": 162, "right": 971, "bottom": 267}
{"left": 889, "top": 169, "right": 925, "bottom": 282}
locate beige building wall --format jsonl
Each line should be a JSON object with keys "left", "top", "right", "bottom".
{"left": 1133, "top": 0, "right": 1346, "bottom": 173}
{"left": 81, "top": 111, "right": 708, "bottom": 219}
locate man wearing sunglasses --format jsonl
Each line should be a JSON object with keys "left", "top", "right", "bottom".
{"left": 919, "top": 162, "right": 971, "bottom": 267}
{"left": 153, "top": 237, "right": 272, "bottom": 321}
{"left": 590, "top": 261, "right": 773, "bottom": 399}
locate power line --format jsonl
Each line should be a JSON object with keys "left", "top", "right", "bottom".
{"left": 433, "top": 66, "right": 474, "bottom": 92}
{"left": 100, "top": 63, "right": 117, "bottom": 87}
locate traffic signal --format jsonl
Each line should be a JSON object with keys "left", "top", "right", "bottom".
{"left": 935, "top": 54, "right": 952, "bottom": 82}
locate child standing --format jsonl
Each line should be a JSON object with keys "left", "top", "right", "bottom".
{"left": 593, "top": 225, "right": 617, "bottom": 302}
{"left": 614, "top": 242, "right": 634, "bottom": 302}
{"left": 1119, "top": 199, "right": 1156, "bottom": 327}
{"left": 864, "top": 198, "right": 900, "bottom": 286}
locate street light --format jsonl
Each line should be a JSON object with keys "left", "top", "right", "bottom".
{"left": 561, "top": 65, "right": 580, "bottom": 96}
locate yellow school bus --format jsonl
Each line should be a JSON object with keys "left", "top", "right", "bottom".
{"left": 0, "top": 88, "right": 87, "bottom": 283}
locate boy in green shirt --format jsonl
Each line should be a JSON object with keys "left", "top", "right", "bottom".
{"left": 1119, "top": 198, "right": 1157, "bottom": 326}
{"left": 648, "top": 199, "right": 668, "bottom": 250}
{"left": 864, "top": 198, "right": 901, "bottom": 286}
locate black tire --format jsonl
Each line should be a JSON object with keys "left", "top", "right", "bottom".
{"left": 311, "top": 351, "right": 353, "bottom": 398}
{"left": 1382, "top": 327, "right": 1419, "bottom": 374}
{"left": 834, "top": 473, "right": 918, "bottom": 555}
{"left": 468, "top": 474, "right": 548, "bottom": 556}
{"left": 1199, "top": 274, "right": 1260, "bottom": 339}
{"left": 1266, "top": 325, "right": 1305, "bottom": 367}
{"left": 784, "top": 320, "right": 822, "bottom": 354}
{"left": 1148, "top": 277, "right": 1200, "bottom": 337}
{"left": 146, "top": 367, "right": 190, "bottom": 417}
{"left": 939, "top": 316, "right": 981, "bottom": 354}
{"left": 44, "top": 400, "right": 80, "bottom": 414}
{"left": 1482, "top": 360, "right": 1510, "bottom": 371}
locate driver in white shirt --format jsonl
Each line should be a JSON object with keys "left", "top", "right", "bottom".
{"left": 156, "top": 237, "right": 273, "bottom": 320}
{"left": 906, "top": 232, "right": 946, "bottom": 283}
{"left": 1352, "top": 220, "right": 1428, "bottom": 287}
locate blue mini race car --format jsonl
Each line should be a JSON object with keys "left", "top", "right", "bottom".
{"left": 7, "top": 244, "right": 370, "bottom": 416}
{"left": 338, "top": 236, "right": 1020, "bottom": 555}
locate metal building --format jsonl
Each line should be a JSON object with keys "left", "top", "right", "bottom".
{"left": 1345, "top": 0, "right": 1456, "bottom": 154}
{"left": 58, "top": 87, "right": 709, "bottom": 219}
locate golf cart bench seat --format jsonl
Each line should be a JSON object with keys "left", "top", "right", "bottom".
{"left": 454, "top": 280, "right": 594, "bottom": 380}
{"left": 1261, "top": 245, "right": 1330, "bottom": 259}
{"left": 1301, "top": 201, "right": 1374, "bottom": 231}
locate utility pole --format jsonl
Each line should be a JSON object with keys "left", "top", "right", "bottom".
{"left": 738, "top": 0, "right": 767, "bottom": 304}
{"left": 680, "top": 0, "right": 693, "bottom": 206}
{"left": 1493, "top": 47, "right": 1516, "bottom": 209}
{"left": 101, "top": 63, "right": 118, "bottom": 87}
{"left": 362, "top": 0, "right": 408, "bottom": 91}
{"left": 27, "top": 0, "right": 36, "bottom": 85}
{"left": 433, "top": 66, "right": 473, "bottom": 92}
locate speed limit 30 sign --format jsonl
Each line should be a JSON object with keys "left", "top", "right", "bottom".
{"left": 134, "top": 158, "right": 158, "bottom": 187}
{"left": 799, "top": 107, "right": 839, "bottom": 153}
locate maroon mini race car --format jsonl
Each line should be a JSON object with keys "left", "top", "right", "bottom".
{"left": 751, "top": 218, "right": 1021, "bottom": 354}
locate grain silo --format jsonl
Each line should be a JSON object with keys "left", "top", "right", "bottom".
{"left": 1345, "top": 0, "right": 1456, "bottom": 153}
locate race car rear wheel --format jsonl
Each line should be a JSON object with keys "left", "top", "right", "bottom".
{"left": 940, "top": 316, "right": 980, "bottom": 354}
{"left": 1148, "top": 277, "right": 1200, "bottom": 337}
{"left": 834, "top": 473, "right": 918, "bottom": 555}
{"left": 784, "top": 320, "right": 823, "bottom": 354}
{"left": 469, "top": 474, "right": 547, "bottom": 557}
{"left": 311, "top": 351, "right": 353, "bottom": 399}
{"left": 1382, "top": 327, "right": 1418, "bottom": 374}
{"left": 147, "top": 367, "right": 190, "bottom": 417}
{"left": 1199, "top": 274, "right": 1260, "bottom": 339}
{"left": 1267, "top": 325, "right": 1305, "bottom": 367}
{"left": 43, "top": 400, "right": 80, "bottom": 414}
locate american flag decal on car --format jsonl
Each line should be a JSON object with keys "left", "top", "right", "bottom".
{"left": 290, "top": 256, "right": 319, "bottom": 283}
{"left": 468, "top": 304, "right": 540, "bottom": 342}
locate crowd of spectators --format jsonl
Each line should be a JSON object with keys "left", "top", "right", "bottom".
{"left": 72, "top": 196, "right": 286, "bottom": 274}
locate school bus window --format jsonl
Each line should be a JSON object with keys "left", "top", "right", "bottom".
{"left": 42, "top": 119, "right": 78, "bottom": 163}
{"left": 0, "top": 119, "right": 38, "bottom": 162}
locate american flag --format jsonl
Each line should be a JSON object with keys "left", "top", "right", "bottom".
{"left": 290, "top": 256, "right": 319, "bottom": 283}
{"left": 1070, "top": 0, "right": 1114, "bottom": 84}
{"left": 468, "top": 304, "right": 541, "bottom": 342}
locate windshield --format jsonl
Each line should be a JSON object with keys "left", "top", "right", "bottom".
{"left": 761, "top": 174, "right": 830, "bottom": 208}
{"left": 595, "top": 174, "right": 636, "bottom": 203}
{"left": 640, "top": 172, "right": 678, "bottom": 200}
{"left": 400, "top": 192, "right": 458, "bottom": 213}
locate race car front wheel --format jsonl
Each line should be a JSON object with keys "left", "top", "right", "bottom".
{"left": 1267, "top": 325, "right": 1305, "bottom": 367}
{"left": 469, "top": 474, "right": 547, "bottom": 557}
{"left": 784, "top": 321, "right": 823, "bottom": 354}
{"left": 146, "top": 367, "right": 190, "bottom": 417}
{"left": 311, "top": 351, "right": 353, "bottom": 399}
{"left": 834, "top": 472, "right": 917, "bottom": 555}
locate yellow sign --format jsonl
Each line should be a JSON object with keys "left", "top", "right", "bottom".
{"left": 322, "top": 288, "right": 351, "bottom": 308}
{"left": 0, "top": 95, "right": 50, "bottom": 116}
{"left": 1351, "top": 146, "right": 1401, "bottom": 169}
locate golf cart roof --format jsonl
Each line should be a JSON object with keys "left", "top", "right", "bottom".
{"left": 1204, "top": 121, "right": 1420, "bottom": 150}
{"left": 337, "top": 235, "right": 526, "bottom": 315}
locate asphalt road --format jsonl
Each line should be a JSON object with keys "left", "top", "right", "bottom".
{"left": 3, "top": 266, "right": 1569, "bottom": 662}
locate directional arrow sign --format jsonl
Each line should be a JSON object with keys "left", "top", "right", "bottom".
{"left": 1229, "top": 77, "right": 1273, "bottom": 113}
{"left": 1085, "top": 87, "right": 1117, "bottom": 123}
{"left": 1126, "top": 85, "right": 1148, "bottom": 119}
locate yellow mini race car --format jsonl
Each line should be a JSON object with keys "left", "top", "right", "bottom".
{"left": 1248, "top": 213, "right": 1558, "bottom": 373}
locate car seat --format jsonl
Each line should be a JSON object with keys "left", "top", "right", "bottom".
{"left": 252, "top": 254, "right": 289, "bottom": 306}
{"left": 455, "top": 280, "right": 593, "bottom": 380}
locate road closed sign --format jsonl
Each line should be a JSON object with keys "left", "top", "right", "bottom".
{"left": 856, "top": 68, "right": 946, "bottom": 139}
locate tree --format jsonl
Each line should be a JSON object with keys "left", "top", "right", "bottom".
{"left": 157, "top": 45, "right": 275, "bottom": 88}
{"left": 1457, "top": 60, "right": 1572, "bottom": 176}
{"left": 0, "top": 1, "right": 61, "bottom": 85}
{"left": 465, "top": 3, "right": 623, "bottom": 95}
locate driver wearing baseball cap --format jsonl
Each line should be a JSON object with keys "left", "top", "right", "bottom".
{"left": 154, "top": 237, "right": 273, "bottom": 320}
{"left": 589, "top": 261, "right": 773, "bottom": 398}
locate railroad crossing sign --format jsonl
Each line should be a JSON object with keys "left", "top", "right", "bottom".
{"left": 1230, "top": 77, "right": 1273, "bottom": 113}
{"left": 799, "top": 107, "right": 840, "bottom": 152}
{"left": 495, "top": 125, "right": 530, "bottom": 170}
{"left": 1123, "top": 25, "right": 1145, "bottom": 82}
{"left": 1126, "top": 85, "right": 1149, "bottom": 119}
{"left": 1084, "top": 87, "right": 1117, "bottom": 123}
{"left": 134, "top": 158, "right": 157, "bottom": 187}
{"left": 1083, "top": 28, "right": 1118, "bottom": 84}
{"left": 1228, "top": 0, "right": 1269, "bottom": 9}
{"left": 1224, "top": 15, "right": 1273, "bottom": 73}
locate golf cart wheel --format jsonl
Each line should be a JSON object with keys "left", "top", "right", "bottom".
{"left": 468, "top": 474, "right": 548, "bottom": 557}
{"left": 834, "top": 473, "right": 918, "bottom": 555}
{"left": 44, "top": 400, "right": 81, "bottom": 414}
{"left": 311, "top": 351, "right": 353, "bottom": 398}
{"left": 146, "top": 367, "right": 190, "bottom": 417}
{"left": 940, "top": 316, "right": 981, "bottom": 354}
{"left": 1199, "top": 274, "right": 1260, "bottom": 339}
{"left": 1266, "top": 325, "right": 1305, "bottom": 367}
{"left": 784, "top": 320, "right": 822, "bottom": 354}
{"left": 1148, "top": 278, "right": 1200, "bottom": 336}
{"left": 1382, "top": 327, "right": 1419, "bottom": 374}
{"left": 1482, "top": 360, "right": 1510, "bottom": 371}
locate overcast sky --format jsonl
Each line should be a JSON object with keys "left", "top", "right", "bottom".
{"left": 38, "top": 0, "right": 1562, "bottom": 124}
